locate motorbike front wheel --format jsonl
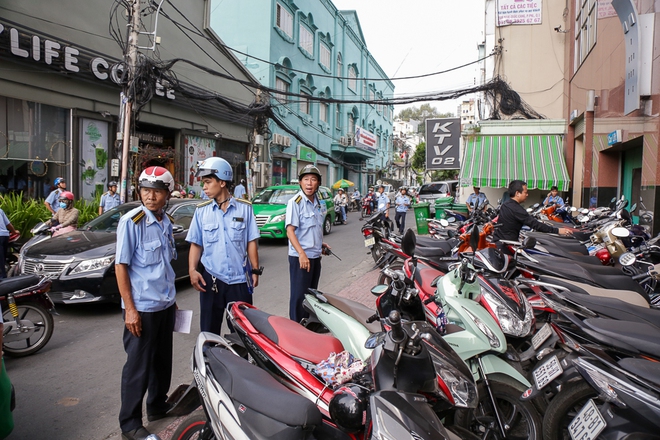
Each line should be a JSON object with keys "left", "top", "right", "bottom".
{"left": 377, "top": 262, "right": 404, "bottom": 286}
{"left": 2, "top": 301, "right": 54, "bottom": 357}
{"left": 542, "top": 380, "right": 598, "bottom": 440}
{"left": 171, "top": 409, "right": 215, "bottom": 440}
{"left": 454, "top": 380, "right": 542, "bottom": 440}
{"left": 371, "top": 242, "right": 385, "bottom": 267}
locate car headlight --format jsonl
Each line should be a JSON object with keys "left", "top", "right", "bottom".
{"left": 463, "top": 307, "right": 501, "bottom": 350}
{"left": 267, "top": 214, "right": 286, "bottom": 223}
{"left": 69, "top": 256, "right": 115, "bottom": 275}
{"left": 480, "top": 286, "right": 534, "bottom": 338}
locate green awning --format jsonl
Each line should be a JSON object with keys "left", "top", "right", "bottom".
{"left": 459, "top": 135, "right": 570, "bottom": 191}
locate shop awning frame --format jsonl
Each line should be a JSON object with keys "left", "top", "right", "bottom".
{"left": 459, "top": 135, "right": 570, "bottom": 191}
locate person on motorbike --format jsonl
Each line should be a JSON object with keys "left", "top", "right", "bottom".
{"left": 493, "top": 180, "right": 572, "bottom": 251}
{"left": 0, "top": 207, "right": 19, "bottom": 279}
{"left": 363, "top": 187, "right": 375, "bottom": 215}
{"left": 333, "top": 188, "right": 348, "bottom": 224}
{"left": 115, "top": 166, "right": 178, "bottom": 440}
{"left": 351, "top": 188, "right": 361, "bottom": 210}
{"left": 46, "top": 191, "right": 79, "bottom": 236}
{"left": 44, "top": 177, "right": 66, "bottom": 215}
{"left": 466, "top": 186, "right": 488, "bottom": 213}
{"left": 99, "top": 181, "right": 121, "bottom": 215}
{"left": 543, "top": 186, "right": 565, "bottom": 206}
{"left": 394, "top": 187, "right": 411, "bottom": 234}
{"left": 187, "top": 190, "right": 196, "bottom": 199}
{"left": 285, "top": 164, "right": 331, "bottom": 322}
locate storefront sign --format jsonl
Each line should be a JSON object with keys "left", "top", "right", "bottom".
{"left": 137, "top": 132, "right": 164, "bottom": 145}
{"left": 298, "top": 145, "right": 317, "bottom": 163}
{"left": 80, "top": 118, "right": 109, "bottom": 200}
{"left": 497, "top": 0, "right": 543, "bottom": 26}
{"left": 355, "top": 126, "right": 377, "bottom": 153}
{"left": 607, "top": 129, "right": 622, "bottom": 145}
{"left": 425, "top": 118, "right": 461, "bottom": 170}
{"left": 0, "top": 22, "right": 174, "bottom": 99}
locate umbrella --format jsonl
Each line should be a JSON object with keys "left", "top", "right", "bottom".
{"left": 332, "top": 179, "right": 354, "bottom": 189}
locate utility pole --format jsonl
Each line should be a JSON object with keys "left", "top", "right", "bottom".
{"left": 119, "top": 0, "right": 141, "bottom": 203}
{"left": 249, "top": 89, "right": 263, "bottom": 199}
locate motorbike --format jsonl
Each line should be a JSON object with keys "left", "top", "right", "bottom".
{"left": 361, "top": 195, "right": 374, "bottom": 218}
{"left": 169, "top": 304, "right": 478, "bottom": 440}
{"left": 0, "top": 274, "right": 55, "bottom": 357}
{"left": 4, "top": 231, "right": 21, "bottom": 278}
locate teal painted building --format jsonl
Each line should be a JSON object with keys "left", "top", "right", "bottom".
{"left": 210, "top": 0, "right": 394, "bottom": 191}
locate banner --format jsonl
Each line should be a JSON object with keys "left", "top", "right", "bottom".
{"left": 80, "top": 118, "right": 109, "bottom": 200}
{"left": 355, "top": 126, "right": 377, "bottom": 153}
{"left": 185, "top": 135, "right": 216, "bottom": 195}
{"left": 497, "top": 0, "right": 543, "bottom": 26}
{"left": 425, "top": 118, "right": 460, "bottom": 171}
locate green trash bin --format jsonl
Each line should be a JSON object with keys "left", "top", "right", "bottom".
{"left": 448, "top": 203, "right": 470, "bottom": 219}
{"left": 434, "top": 196, "right": 454, "bottom": 220}
{"left": 413, "top": 202, "right": 431, "bottom": 235}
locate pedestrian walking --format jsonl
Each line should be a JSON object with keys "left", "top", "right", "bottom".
{"left": 186, "top": 157, "right": 260, "bottom": 335}
{"left": 233, "top": 179, "right": 247, "bottom": 199}
{"left": 0, "top": 207, "right": 19, "bottom": 279}
{"left": 376, "top": 185, "right": 390, "bottom": 219}
{"left": 115, "top": 166, "right": 178, "bottom": 440}
{"left": 44, "top": 177, "right": 66, "bottom": 215}
{"left": 99, "top": 181, "right": 121, "bottom": 215}
{"left": 394, "top": 187, "right": 411, "bottom": 234}
{"left": 286, "top": 164, "right": 331, "bottom": 322}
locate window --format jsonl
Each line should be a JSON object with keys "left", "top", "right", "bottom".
{"left": 574, "top": 0, "right": 596, "bottom": 70}
{"left": 276, "top": 4, "right": 293, "bottom": 38}
{"left": 337, "top": 53, "right": 343, "bottom": 77}
{"left": 348, "top": 65, "right": 357, "bottom": 91}
{"left": 348, "top": 114, "right": 355, "bottom": 136}
{"left": 275, "top": 78, "right": 289, "bottom": 103}
{"left": 320, "top": 43, "right": 331, "bottom": 69}
{"left": 320, "top": 102, "right": 328, "bottom": 123}
{"left": 300, "top": 91, "right": 311, "bottom": 115}
{"left": 335, "top": 104, "right": 341, "bottom": 128}
{"left": 299, "top": 25, "right": 314, "bottom": 55}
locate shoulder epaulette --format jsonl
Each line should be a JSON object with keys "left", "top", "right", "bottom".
{"left": 236, "top": 198, "right": 252, "bottom": 205}
{"left": 196, "top": 200, "right": 213, "bottom": 208}
{"left": 166, "top": 213, "right": 174, "bottom": 222}
{"left": 131, "top": 210, "right": 146, "bottom": 224}
{"left": 295, "top": 195, "right": 303, "bottom": 204}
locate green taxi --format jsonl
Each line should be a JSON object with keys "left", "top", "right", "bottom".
{"left": 252, "top": 184, "right": 335, "bottom": 238}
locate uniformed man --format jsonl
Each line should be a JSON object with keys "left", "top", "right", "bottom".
{"left": 186, "top": 157, "right": 260, "bottom": 334}
{"left": 116, "top": 166, "right": 177, "bottom": 440}
{"left": 44, "top": 177, "right": 66, "bottom": 215}
{"left": 286, "top": 165, "right": 331, "bottom": 322}
{"left": 99, "top": 181, "right": 121, "bottom": 215}
{"left": 376, "top": 184, "right": 390, "bottom": 218}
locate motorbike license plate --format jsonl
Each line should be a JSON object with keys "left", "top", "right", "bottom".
{"left": 533, "top": 355, "right": 563, "bottom": 390}
{"left": 364, "top": 237, "right": 375, "bottom": 247}
{"left": 568, "top": 399, "right": 606, "bottom": 440}
{"left": 532, "top": 323, "right": 553, "bottom": 350}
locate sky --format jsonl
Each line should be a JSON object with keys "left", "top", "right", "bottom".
{"left": 331, "top": 0, "right": 485, "bottom": 118}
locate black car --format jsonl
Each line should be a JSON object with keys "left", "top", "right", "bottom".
{"left": 17, "top": 199, "right": 198, "bottom": 304}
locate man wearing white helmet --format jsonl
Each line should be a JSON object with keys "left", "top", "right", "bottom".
{"left": 186, "top": 157, "right": 260, "bottom": 334}
{"left": 115, "top": 166, "right": 177, "bottom": 440}
{"left": 285, "top": 164, "right": 331, "bottom": 322}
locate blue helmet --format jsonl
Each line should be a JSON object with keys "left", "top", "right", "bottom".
{"left": 196, "top": 157, "right": 233, "bottom": 182}
{"left": 54, "top": 177, "right": 66, "bottom": 186}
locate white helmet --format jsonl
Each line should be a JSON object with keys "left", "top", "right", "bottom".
{"left": 196, "top": 157, "right": 233, "bottom": 181}
{"left": 138, "top": 166, "right": 175, "bottom": 192}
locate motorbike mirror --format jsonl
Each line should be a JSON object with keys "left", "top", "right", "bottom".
{"left": 620, "top": 209, "right": 632, "bottom": 223}
{"left": 630, "top": 203, "right": 637, "bottom": 212}
{"left": 526, "top": 208, "right": 533, "bottom": 213}
{"left": 570, "top": 206, "right": 578, "bottom": 212}
{"left": 578, "top": 215, "right": 587, "bottom": 222}
{"left": 580, "top": 208, "right": 589, "bottom": 214}
{"left": 522, "top": 236, "right": 537, "bottom": 249}
{"left": 439, "top": 219, "right": 449, "bottom": 227}
{"left": 401, "top": 229, "right": 416, "bottom": 257}
{"left": 619, "top": 252, "right": 636, "bottom": 266}
{"left": 469, "top": 224, "right": 480, "bottom": 251}
{"left": 371, "top": 284, "right": 389, "bottom": 297}
{"left": 532, "top": 203, "right": 540, "bottom": 209}
{"left": 611, "top": 227, "right": 630, "bottom": 238}
{"left": 446, "top": 216, "right": 456, "bottom": 223}
{"left": 588, "top": 211, "right": 595, "bottom": 217}
{"left": 365, "top": 332, "right": 386, "bottom": 349}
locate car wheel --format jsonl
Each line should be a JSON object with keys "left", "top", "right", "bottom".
{"left": 323, "top": 216, "right": 332, "bottom": 235}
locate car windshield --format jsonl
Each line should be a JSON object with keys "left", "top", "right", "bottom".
{"left": 83, "top": 204, "right": 138, "bottom": 232}
{"left": 419, "top": 183, "right": 448, "bottom": 195}
{"left": 253, "top": 188, "right": 298, "bottom": 204}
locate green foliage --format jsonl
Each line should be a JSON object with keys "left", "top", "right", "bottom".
{"left": 396, "top": 104, "right": 455, "bottom": 133}
{"left": 411, "top": 142, "right": 426, "bottom": 172}
{"left": 0, "top": 193, "right": 50, "bottom": 237}
{"left": 74, "top": 196, "right": 100, "bottom": 226}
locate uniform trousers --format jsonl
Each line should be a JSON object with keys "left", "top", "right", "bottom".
{"left": 119, "top": 303, "right": 175, "bottom": 432}
{"left": 395, "top": 211, "right": 407, "bottom": 234}
{"left": 200, "top": 267, "right": 251, "bottom": 335}
{"left": 289, "top": 255, "right": 321, "bottom": 322}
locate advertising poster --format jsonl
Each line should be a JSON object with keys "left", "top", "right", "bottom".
{"left": 497, "top": 0, "right": 543, "bottom": 26}
{"left": 80, "top": 118, "right": 109, "bottom": 200}
{"left": 185, "top": 135, "right": 216, "bottom": 195}
{"left": 354, "top": 126, "right": 377, "bottom": 153}
{"left": 425, "top": 118, "right": 461, "bottom": 171}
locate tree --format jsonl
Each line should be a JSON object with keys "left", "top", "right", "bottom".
{"left": 396, "top": 104, "right": 454, "bottom": 134}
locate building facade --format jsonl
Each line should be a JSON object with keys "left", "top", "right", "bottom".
{"left": 0, "top": 0, "right": 257, "bottom": 201}
{"left": 210, "top": 0, "right": 394, "bottom": 192}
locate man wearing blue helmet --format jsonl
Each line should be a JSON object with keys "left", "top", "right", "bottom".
{"left": 186, "top": 157, "right": 261, "bottom": 334}
{"left": 45, "top": 177, "right": 66, "bottom": 215}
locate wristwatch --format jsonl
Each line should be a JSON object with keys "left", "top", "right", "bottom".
{"left": 251, "top": 266, "right": 264, "bottom": 276}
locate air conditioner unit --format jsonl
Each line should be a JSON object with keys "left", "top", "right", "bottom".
{"left": 347, "top": 136, "right": 354, "bottom": 146}
{"left": 339, "top": 136, "right": 348, "bottom": 146}
{"left": 272, "top": 133, "right": 281, "bottom": 145}
{"left": 282, "top": 136, "right": 291, "bottom": 147}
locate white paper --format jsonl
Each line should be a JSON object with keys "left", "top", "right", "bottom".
{"left": 174, "top": 309, "right": 193, "bottom": 334}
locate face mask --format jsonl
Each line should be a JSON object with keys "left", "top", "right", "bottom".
{"left": 59, "top": 202, "right": 67, "bottom": 209}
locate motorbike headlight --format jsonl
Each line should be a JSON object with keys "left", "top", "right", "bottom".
{"left": 480, "top": 287, "right": 534, "bottom": 338}
{"left": 268, "top": 214, "right": 286, "bottom": 223}
{"left": 463, "top": 307, "right": 501, "bottom": 350}
{"left": 430, "top": 351, "right": 477, "bottom": 408}
{"left": 69, "top": 256, "right": 115, "bottom": 275}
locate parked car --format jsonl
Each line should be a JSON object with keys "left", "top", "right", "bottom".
{"left": 417, "top": 180, "right": 459, "bottom": 212}
{"left": 252, "top": 184, "right": 335, "bottom": 238}
{"left": 16, "top": 199, "right": 198, "bottom": 304}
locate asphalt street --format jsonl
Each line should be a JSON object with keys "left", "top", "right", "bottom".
{"left": 4, "top": 208, "right": 402, "bottom": 440}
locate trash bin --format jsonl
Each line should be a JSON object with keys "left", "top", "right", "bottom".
{"left": 434, "top": 196, "right": 454, "bottom": 220}
{"left": 413, "top": 202, "right": 430, "bottom": 235}
{"left": 448, "top": 203, "right": 470, "bottom": 220}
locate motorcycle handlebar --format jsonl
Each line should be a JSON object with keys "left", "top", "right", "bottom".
{"left": 387, "top": 310, "right": 406, "bottom": 344}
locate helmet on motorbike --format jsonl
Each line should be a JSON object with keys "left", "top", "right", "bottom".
{"left": 196, "top": 157, "right": 233, "bottom": 182}
{"left": 298, "top": 164, "right": 322, "bottom": 184}
{"left": 138, "top": 166, "right": 175, "bottom": 192}
{"left": 59, "top": 191, "right": 74, "bottom": 201}
{"left": 328, "top": 384, "right": 368, "bottom": 433}
{"left": 595, "top": 248, "right": 614, "bottom": 266}
{"left": 54, "top": 177, "right": 66, "bottom": 187}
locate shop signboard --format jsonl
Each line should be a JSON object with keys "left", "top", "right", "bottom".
{"left": 355, "top": 126, "right": 377, "bottom": 153}
{"left": 298, "top": 145, "right": 317, "bottom": 163}
{"left": 496, "top": 0, "right": 543, "bottom": 26}
{"left": 185, "top": 135, "right": 217, "bottom": 195}
{"left": 425, "top": 118, "right": 460, "bottom": 170}
{"left": 607, "top": 130, "right": 622, "bottom": 146}
{"left": 80, "top": 118, "right": 109, "bottom": 200}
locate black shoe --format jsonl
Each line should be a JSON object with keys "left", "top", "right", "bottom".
{"left": 121, "top": 426, "right": 151, "bottom": 440}
{"left": 147, "top": 403, "right": 174, "bottom": 422}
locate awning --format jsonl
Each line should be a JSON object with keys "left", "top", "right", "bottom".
{"left": 459, "top": 135, "right": 570, "bottom": 191}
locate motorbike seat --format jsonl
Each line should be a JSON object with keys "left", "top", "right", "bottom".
{"left": 243, "top": 307, "right": 344, "bottom": 364}
{"left": 583, "top": 318, "right": 660, "bottom": 358}
{"left": 206, "top": 347, "right": 322, "bottom": 428}
{"left": 540, "top": 276, "right": 650, "bottom": 308}
{"left": 322, "top": 292, "right": 382, "bottom": 334}
{"left": 0, "top": 274, "right": 41, "bottom": 297}
{"left": 415, "top": 246, "right": 451, "bottom": 259}
{"left": 618, "top": 357, "right": 660, "bottom": 387}
{"left": 416, "top": 236, "right": 452, "bottom": 250}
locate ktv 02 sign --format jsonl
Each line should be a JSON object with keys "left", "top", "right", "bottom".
{"left": 425, "top": 118, "right": 460, "bottom": 170}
